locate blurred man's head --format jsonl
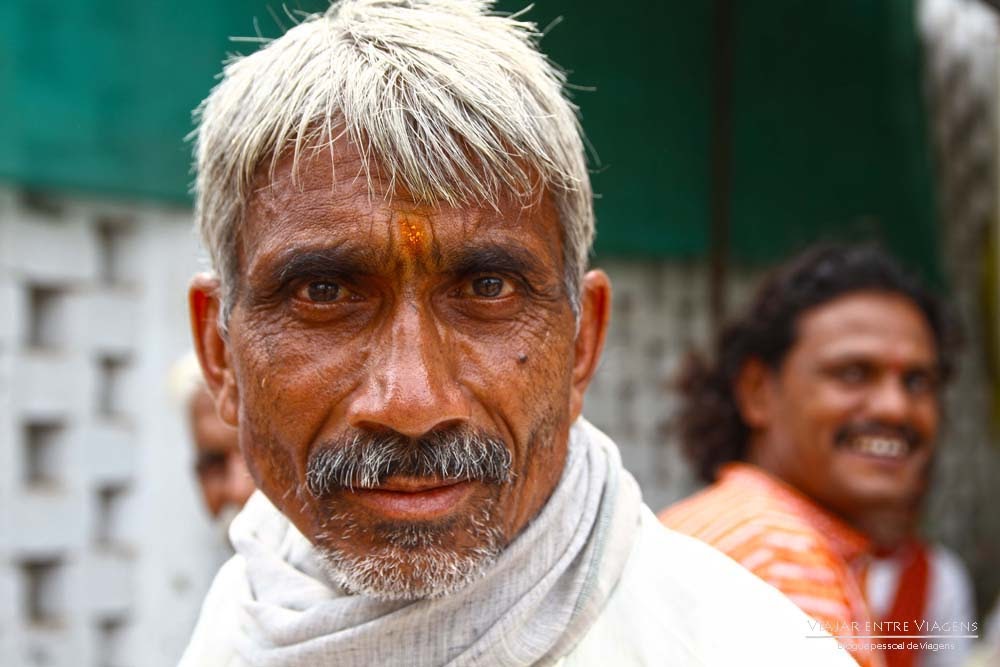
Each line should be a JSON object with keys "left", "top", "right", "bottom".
{"left": 171, "top": 353, "right": 254, "bottom": 521}
{"left": 188, "top": 0, "right": 608, "bottom": 601}
{"left": 188, "top": 383, "right": 254, "bottom": 519}
{"left": 677, "top": 244, "right": 957, "bottom": 530}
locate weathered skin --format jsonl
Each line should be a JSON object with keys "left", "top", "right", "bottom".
{"left": 740, "top": 291, "right": 941, "bottom": 529}
{"left": 189, "top": 141, "right": 610, "bottom": 578}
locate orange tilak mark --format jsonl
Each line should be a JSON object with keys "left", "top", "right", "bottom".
{"left": 396, "top": 214, "right": 430, "bottom": 257}
{"left": 404, "top": 222, "right": 424, "bottom": 245}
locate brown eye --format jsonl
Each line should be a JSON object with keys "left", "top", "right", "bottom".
{"left": 304, "top": 281, "right": 341, "bottom": 302}
{"left": 903, "top": 370, "right": 936, "bottom": 396}
{"left": 835, "top": 363, "right": 870, "bottom": 385}
{"left": 472, "top": 276, "right": 505, "bottom": 298}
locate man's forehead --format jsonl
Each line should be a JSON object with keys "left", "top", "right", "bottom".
{"left": 244, "top": 195, "right": 555, "bottom": 270}
{"left": 250, "top": 145, "right": 552, "bottom": 224}
{"left": 251, "top": 134, "right": 547, "bottom": 210}
{"left": 240, "top": 146, "right": 561, "bottom": 278}
{"left": 793, "top": 292, "right": 938, "bottom": 364}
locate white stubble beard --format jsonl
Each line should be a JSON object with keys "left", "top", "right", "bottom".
{"left": 314, "top": 497, "right": 505, "bottom": 601}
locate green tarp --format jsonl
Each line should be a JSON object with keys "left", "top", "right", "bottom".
{"left": 0, "top": 0, "right": 939, "bottom": 273}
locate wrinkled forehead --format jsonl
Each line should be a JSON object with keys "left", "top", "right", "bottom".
{"left": 239, "top": 142, "right": 563, "bottom": 277}
{"left": 250, "top": 128, "right": 549, "bottom": 209}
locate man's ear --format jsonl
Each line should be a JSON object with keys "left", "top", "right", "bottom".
{"left": 189, "top": 273, "right": 239, "bottom": 427}
{"left": 734, "top": 357, "right": 774, "bottom": 430}
{"left": 569, "top": 270, "right": 611, "bottom": 421}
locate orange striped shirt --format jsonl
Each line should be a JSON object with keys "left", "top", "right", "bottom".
{"left": 660, "top": 463, "right": 883, "bottom": 667}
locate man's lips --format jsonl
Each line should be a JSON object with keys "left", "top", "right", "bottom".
{"left": 836, "top": 433, "right": 919, "bottom": 465}
{"left": 345, "top": 476, "right": 475, "bottom": 521}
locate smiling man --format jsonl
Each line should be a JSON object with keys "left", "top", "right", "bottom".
{"left": 178, "top": 2, "right": 855, "bottom": 665}
{"left": 660, "top": 244, "right": 958, "bottom": 667}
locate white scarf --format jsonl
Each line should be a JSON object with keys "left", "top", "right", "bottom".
{"left": 228, "top": 418, "right": 641, "bottom": 667}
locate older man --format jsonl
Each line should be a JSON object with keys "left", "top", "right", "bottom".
{"left": 180, "top": 1, "right": 854, "bottom": 664}
{"left": 660, "top": 244, "right": 970, "bottom": 667}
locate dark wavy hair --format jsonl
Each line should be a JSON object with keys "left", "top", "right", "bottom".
{"left": 676, "top": 243, "right": 959, "bottom": 483}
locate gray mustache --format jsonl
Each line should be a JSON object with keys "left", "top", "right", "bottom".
{"left": 305, "top": 428, "right": 513, "bottom": 495}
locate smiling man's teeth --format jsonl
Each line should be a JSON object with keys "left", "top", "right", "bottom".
{"left": 850, "top": 436, "right": 909, "bottom": 458}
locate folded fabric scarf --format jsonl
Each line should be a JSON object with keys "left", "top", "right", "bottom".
{"left": 227, "top": 418, "right": 642, "bottom": 667}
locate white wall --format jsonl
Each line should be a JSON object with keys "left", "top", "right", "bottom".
{"left": 0, "top": 188, "right": 224, "bottom": 667}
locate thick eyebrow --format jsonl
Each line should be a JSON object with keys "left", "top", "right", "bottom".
{"left": 444, "top": 243, "right": 550, "bottom": 281}
{"left": 250, "top": 245, "right": 381, "bottom": 295}
{"left": 817, "top": 350, "right": 941, "bottom": 375}
{"left": 246, "top": 241, "right": 560, "bottom": 302}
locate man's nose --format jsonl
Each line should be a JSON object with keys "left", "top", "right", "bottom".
{"left": 867, "top": 376, "right": 911, "bottom": 423}
{"left": 347, "top": 304, "right": 469, "bottom": 437}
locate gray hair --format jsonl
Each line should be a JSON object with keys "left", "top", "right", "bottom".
{"left": 193, "top": 0, "right": 595, "bottom": 321}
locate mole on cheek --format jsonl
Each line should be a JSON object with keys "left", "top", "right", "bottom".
{"left": 518, "top": 354, "right": 529, "bottom": 364}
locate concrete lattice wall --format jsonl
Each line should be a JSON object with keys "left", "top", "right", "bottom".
{"left": 586, "top": 259, "right": 759, "bottom": 513}
{"left": 0, "top": 188, "right": 221, "bottom": 667}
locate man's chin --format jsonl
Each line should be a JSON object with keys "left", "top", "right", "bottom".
{"left": 311, "top": 492, "right": 506, "bottom": 601}
{"left": 830, "top": 450, "right": 928, "bottom": 505}
{"left": 317, "top": 540, "right": 501, "bottom": 601}
{"left": 828, "top": 475, "right": 920, "bottom": 523}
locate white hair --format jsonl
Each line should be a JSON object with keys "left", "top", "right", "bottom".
{"left": 193, "top": 0, "right": 594, "bottom": 321}
{"left": 167, "top": 351, "right": 206, "bottom": 408}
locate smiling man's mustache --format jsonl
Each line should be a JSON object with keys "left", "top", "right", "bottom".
{"left": 305, "top": 426, "right": 513, "bottom": 495}
{"left": 833, "top": 421, "right": 922, "bottom": 449}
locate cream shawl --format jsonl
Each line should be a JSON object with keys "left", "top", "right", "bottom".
{"left": 181, "top": 419, "right": 641, "bottom": 667}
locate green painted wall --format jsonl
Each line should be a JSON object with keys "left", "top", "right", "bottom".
{"left": 0, "top": 1, "right": 939, "bottom": 273}
{"left": 726, "top": 1, "right": 938, "bottom": 269}
{"left": 0, "top": 0, "right": 325, "bottom": 203}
